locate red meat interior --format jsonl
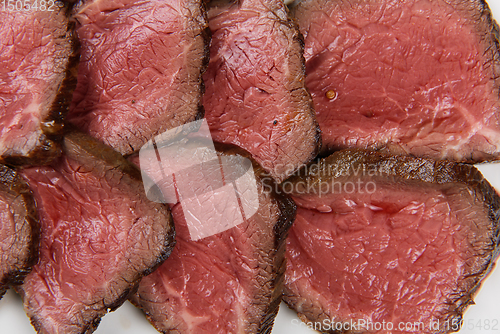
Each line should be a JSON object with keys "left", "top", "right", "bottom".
{"left": 203, "top": 2, "right": 318, "bottom": 181}
{"left": 286, "top": 182, "right": 471, "bottom": 333}
{"left": 136, "top": 204, "right": 259, "bottom": 333}
{"left": 19, "top": 155, "right": 168, "bottom": 332}
{"left": 69, "top": 0, "right": 190, "bottom": 154}
{"left": 0, "top": 11, "right": 69, "bottom": 156}
{"left": 301, "top": 0, "right": 500, "bottom": 158}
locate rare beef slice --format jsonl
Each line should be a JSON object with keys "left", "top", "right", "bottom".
{"left": 284, "top": 149, "right": 500, "bottom": 333}
{"left": 68, "top": 0, "right": 210, "bottom": 155}
{"left": 0, "top": 164, "right": 39, "bottom": 297}
{"left": 18, "top": 131, "right": 175, "bottom": 334}
{"left": 292, "top": 0, "right": 500, "bottom": 162}
{"left": 129, "top": 144, "right": 296, "bottom": 333}
{"left": 0, "top": 3, "right": 79, "bottom": 165}
{"left": 203, "top": 0, "right": 320, "bottom": 183}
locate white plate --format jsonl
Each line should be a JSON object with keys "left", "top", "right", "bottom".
{"left": 1, "top": 1, "right": 500, "bottom": 333}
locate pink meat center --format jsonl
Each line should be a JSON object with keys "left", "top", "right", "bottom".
{"left": 286, "top": 185, "right": 468, "bottom": 333}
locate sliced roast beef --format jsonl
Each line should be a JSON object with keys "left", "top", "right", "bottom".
{"left": 283, "top": 150, "right": 500, "bottom": 333}
{"left": 0, "top": 164, "right": 39, "bottom": 297}
{"left": 68, "top": 0, "right": 209, "bottom": 155}
{"left": 129, "top": 143, "right": 296, "bottom": 333}
{"left": 0, "top": 4, "right": 79, "bottom": 165}
{"left": 203, "top": 0, "right": 320, "bottom": 183}
{"left": 17, "top": 131, "right": 175, "bottom": 334}
{"left": 292, "top": 0, "right": 500, "bottom": 162}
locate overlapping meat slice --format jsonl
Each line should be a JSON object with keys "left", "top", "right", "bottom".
{"left": 283, "top": 150, "right": 500, "bottom": 333}
{"left": 203, "top": 0, "right": 320, "bottom": 183}
{"left": 292, "top": 0, "right": 500, "bottom": 162}
{"left": 0, "top": 164, "right": 39, "bottom": 297}
{"left": 17, "top": 132, "right": 175, "bottom": 333}
{"left": 0, "top": 4, "right": 79, "bottom": 165}
{"left": 68, "top": 0, "right": 209, "bottom": 155}
{"left": 129, "top": 145, "right": 296, "bottom": 333}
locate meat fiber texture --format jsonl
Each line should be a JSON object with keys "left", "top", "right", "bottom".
{"left": 283, "top": 149, "right": 500, "bottom": 334}
{"left": 68, "top": 0, "right": 210, "bottom": 156}
{"left": 0, "top": 164, "right": 39, "bottom": 298}
{"left": 203, "top": 0, "right": 320, "bottom": 183}
{"left": 291, "top": 0, "right": 500, "bottom": 162}
{"left": 129, "top": 145, "right": 296, "bottom": 333}
{"left": 0, "top": 3, "right": 79, "bottom": 165}
{"left": 17, "top": 131, "right": 175, "bottom": 334}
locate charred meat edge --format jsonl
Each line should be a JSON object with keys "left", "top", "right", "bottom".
{"left": 219, "top": 144, "right": 297, "bottom": 333}
{"left": 285, "top": 2, "right": 322, "bottom": 172}
{"left": 284, "top": 149, "right": 500, "bottom": 332}
{"left": 0, "top": 164, "right": 40, "bottom": 297}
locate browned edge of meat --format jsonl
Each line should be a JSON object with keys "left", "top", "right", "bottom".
{"left": 279, "top": 2, "right": 322, "bottom": 179}
{"left": 16, "top": 129, "right": 176, "bottom": 334}
{"left": 284, "top": 149, "right": 500, "bottom": 333}
{"left": 0, "top": 164, "right": 39, "bottom": 298}
{"left": 260, "top": 190, "right": 297, "bottom": 332}
{"left": 240, "top": 143, "right": 298, "bottom": 332}
{"left": 2, "top": 2, "right": 80, "bottom": 166}
{"left": 215, "top": 143, "right": 298, "bottom": 333}
{"left": 477, "top": 0, "right": 500, "bottom": 101}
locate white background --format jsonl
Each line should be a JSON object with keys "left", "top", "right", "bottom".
{"left": 1, "top": 1, "right": 500, "bottom": 333}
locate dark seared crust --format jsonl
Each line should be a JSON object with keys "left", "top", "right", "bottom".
{"left": 284, "top": 149, "right": 500, "bottom": 334}
{"left": 284, "top": 9, "right": 322, "bottom": 174}
{"left": 2, "top": 3, "right": 80, "bottom": 166}
{"left": 216, "top": 143, "right": 297, "bottom": 333}
{"left": 434, "top": 0, "right": 500, "bottom": 163}
{"left": 473, "top": 0, "right": 500, "bottom": 98}
{"left": 19, "top": 131, "right": 175, "bottom": 334}
{"left": 42, "top": 19, "right": 81, "bottom": 134}
{"left": 0, "top": 164, "right": 40, "bottom": 297}
{"left": 195, "top": 0, "right": 211, "bottom": 122}
{"left": 263, "top": 0, "right": 322, "bottom": 179}
{"left": 259, "top": 182, "right": 296, "bottom": 333}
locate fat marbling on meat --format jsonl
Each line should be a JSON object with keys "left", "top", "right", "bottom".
{"left": 0, "top": 3, "right": 79, "bottom": 165}
{"left": 292, "top": 0, "right": 500, "bottom": 162}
